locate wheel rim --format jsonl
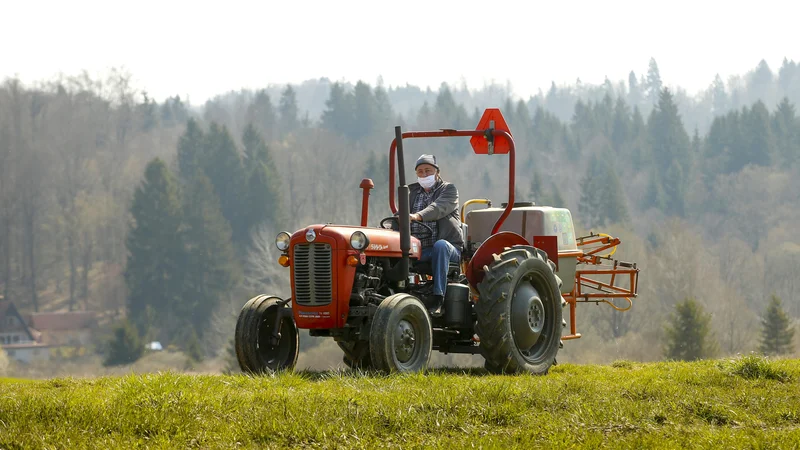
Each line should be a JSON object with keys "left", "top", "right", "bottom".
{"left": 394, "top": 319, "right": 417, "bottom": 363}
{"left": 511, "top": 275, "right": 554, "bottom": 362}
{"left": 256, "top": 307, "right": 293, "bottom": 368}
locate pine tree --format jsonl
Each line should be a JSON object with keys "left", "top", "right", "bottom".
{"left": 759, "top": 295, "right": 795, "bottom": 356}
{"left": 373, "top": 84, "right": 394, "bottom": 135}
{"left": 664, "top": 298, "right": 718, "bottom": 361}
{"left": 732, "top": 100, "right": 773, "bottom": 171}
{"left": 352, "top": 81, "right": 377, "bottom": 140}
{"left": 772, "top": 97, "right": 798, "bottom": 166}
{"left": 602, "top": 162, "right": 630, "bottom": 225}
{"left": 627, "top": 71, "right": 641, "bottom": 108}
{"left": 242, "top": 124, "right": 284, "bottom": 233}
{"left": 645, "top": 58, "right": 663, "bottom": 105}
{"left": 611, "top": 97, "right": 631, "bottom": 152}
{"left": 203, "top": 123, "right": 248, "bottom": 245}
{"left": 647, "top": 88, "right": 691, "bottom": 216}
{"left": 103, "top": 319, "right": 144, "bottom": 367}
{"left": 177, "top": 118, "right": 206, "bottom": 183}
{"left": 179, "top": 173, "right": 240, "bottom": 336}
{"left": 578, "top": 154, "right": 603, "bottom": 227}
{"left": 321, "top": 82, "right": 353, "bottom": 136}
{"left": 578, "top": 153, "right": 628, "bottom": 227}
{"left": 125, "top": 158, "right": 185, "bottom": 335}
{"left": 278, "top": 84, "right": 299, "bottom": 134}
{"left": 711, "top": 74, "right": 728, "bottom": 114}
{"left": 246, "top": 89, "right": 276, "bottom": 141}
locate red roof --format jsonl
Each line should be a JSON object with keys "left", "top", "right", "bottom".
{"left": 2, "top": 342, "right": 51, "bottom": 349}
{"left": 28, "top": 311, "right": 96, "bottom": 331}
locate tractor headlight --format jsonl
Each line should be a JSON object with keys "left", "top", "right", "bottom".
{"left": 350, "top": 231, "right": 369, "bottom": 251}
{"left": 275, "top": 232, "right": 291, "bottom": 251}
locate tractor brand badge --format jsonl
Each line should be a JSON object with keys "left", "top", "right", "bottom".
{"left": 368, "top": 243, "right": 389, "bottom": 251}
{"left": 305, "top": 229, "right": 316, "bottom": 242}
{"left": 412, "top": 243, "right": 419, "bottom": 253}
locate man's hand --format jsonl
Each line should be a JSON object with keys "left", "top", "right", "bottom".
{"left": 410, "top": 213, "right": 422, "bottom": 222}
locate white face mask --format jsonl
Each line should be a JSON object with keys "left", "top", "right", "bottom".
{"left": 418, "top": 174, "right": 436, "bottom": 189}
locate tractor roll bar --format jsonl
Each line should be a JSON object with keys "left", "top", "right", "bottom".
{"left": 389, "top": 129, "right": 516, "bottom": 234}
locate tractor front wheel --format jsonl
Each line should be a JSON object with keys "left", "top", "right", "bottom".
{"left": 369, "top": 293, "right": 432, "bottom": 373}
{"left": 235, "top": 295, "right": 299, "bottom": 374}
{"left": 475, "top": 246, "right": 563, "bottom": 375}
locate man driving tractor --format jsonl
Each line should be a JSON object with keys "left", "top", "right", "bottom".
{"left": 409, "top": 154, "right": 463, "bottom": 315}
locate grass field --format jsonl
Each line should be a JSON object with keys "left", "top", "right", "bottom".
{"left": 1, "top": 355, "right": 799, "bottom": 449}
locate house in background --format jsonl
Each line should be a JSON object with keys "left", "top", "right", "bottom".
{"left": 27, "top": 311, "right": 97, "bottom": 348}
{"left": 0, "top": 300, "right": 50, "bottom": 363}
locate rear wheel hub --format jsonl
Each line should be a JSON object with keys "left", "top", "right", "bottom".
{"left": 511, "top": 281, "right": 545, "bottom": 350}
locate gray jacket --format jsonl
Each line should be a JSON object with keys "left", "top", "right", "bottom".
{"left": 408, "top": 180, "right": 463, "bottom": 249}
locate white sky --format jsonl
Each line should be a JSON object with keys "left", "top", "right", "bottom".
{"left": 2, "top": 0, "right": 797, "bottom": 104}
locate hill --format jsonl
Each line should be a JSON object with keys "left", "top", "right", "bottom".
{"left": 1, "top": 355, "right": 799, "bottom": 449}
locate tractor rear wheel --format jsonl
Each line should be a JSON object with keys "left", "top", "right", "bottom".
{"left": 235, "top": 295, "right": 299, "bottom": 374}
{"left": 337, "top": 340, "right": 373, "bottom": 370}
{"left": 369, "top": 293, "right": 432, "bottom": 373}
{"left": 475, "top": 246, "right": 563, "bottom": 375}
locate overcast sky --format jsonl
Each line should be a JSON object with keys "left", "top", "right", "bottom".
{"left": 3, "top": 0, "right": 797, "bottom": 103}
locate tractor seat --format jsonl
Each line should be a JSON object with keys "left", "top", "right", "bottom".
{"left": 412, "top": 261, "right": 462, "bottom": 279}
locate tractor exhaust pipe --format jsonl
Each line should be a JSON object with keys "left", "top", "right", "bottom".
{"left": 395, "top": 126, "right": 411, "bottom": 282}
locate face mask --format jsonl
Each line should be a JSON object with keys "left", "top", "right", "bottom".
{"left": 418, "top": 174, "right": 436, "bottom": 189}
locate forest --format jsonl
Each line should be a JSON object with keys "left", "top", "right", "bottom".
{"left": 1, "top": 56, "right": 799, "bottom": 372}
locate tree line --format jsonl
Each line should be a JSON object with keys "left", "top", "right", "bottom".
{"left": 1, "top": 56, "right": 799, "bottom": 367}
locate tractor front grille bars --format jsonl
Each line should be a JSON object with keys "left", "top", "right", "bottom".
{"left": 293, "top": 243, "right": 333, "bottom": 306}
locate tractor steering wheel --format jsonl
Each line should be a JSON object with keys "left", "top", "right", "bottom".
{"left": 380, "top": 216, "right": 434, "bottom": 240}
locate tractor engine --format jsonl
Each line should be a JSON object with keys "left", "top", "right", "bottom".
{"left": 278, "top": 224, "right": 421, "bottom": 332}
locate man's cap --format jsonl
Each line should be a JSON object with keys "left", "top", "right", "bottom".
{"left": 415, "top": 154, "right": 439, "bottom": 170}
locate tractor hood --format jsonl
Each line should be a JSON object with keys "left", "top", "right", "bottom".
{"left": 292, "top": 224, "right": 422, "bottom": 259}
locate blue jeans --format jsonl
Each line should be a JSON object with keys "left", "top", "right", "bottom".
{"left": 420, "top": 240, "right": 461, "bottom": 297}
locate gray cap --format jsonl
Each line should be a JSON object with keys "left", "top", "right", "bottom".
{"left": 415, "top": 154, "right": 439, "bottom": 170}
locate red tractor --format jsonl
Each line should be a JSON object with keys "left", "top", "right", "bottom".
{"left": 234, "top": 109, "right": 640, "bottom": 374}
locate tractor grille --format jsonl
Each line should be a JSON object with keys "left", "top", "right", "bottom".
{"left": 293, "top": 243, "right": 333, "bottom": 306}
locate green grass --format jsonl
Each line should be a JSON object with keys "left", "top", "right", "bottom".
{"left": 1, "top": 356, "right": 799, "bottom": 449}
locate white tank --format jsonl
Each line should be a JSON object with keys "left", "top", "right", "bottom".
{"left": 465, "top": 203, "right": 577, "bottom": 293}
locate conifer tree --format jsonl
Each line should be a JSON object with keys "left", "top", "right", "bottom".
{"left": 578, "top": 154, "right": 603, "bottom": 227}
{"left": 772, "top": 97, "right": 797, "bottom": 166}
{"left": 711, "top": 74, "right": 728, "bottom": 114}
{"left": 246, "top": 89, "right": 276, "bottom": 141}
{"left": 203, "top": 124, "right": 248, "bottom": 245}
{"left": 278, "top": 84, "right": 299, "bottom": 134}
{"left": 352, "top": 81, "right": 377, "bottom": 139}
{"left": 103, "top": 319, "right": 144, "bottom": 367}
{"left": 373, "top": 83, "right": 394, "bottom": 135}
{"left": 645, "top": 58, "right": 663, "bottom": 105}
{"left": 627, "top": 71, "right": 641, "bottom": 108}
{"left": 179, "top": 173, "right": 240, "bottom": 336}
{"left": 242, "top": 124, "right": 284, "bottom": 233}
{"left": 578, "top": 153, "right": 629, "bottom": 227}
{"left": 177, "top": 118, "right": 206, "bottom": 183}
{"left": 611, "top": 97, "right": 631, "bottom": 151}
{"left": 125, "top": 158, "right": 185, "bottom": 335}
{"left": 664, "top": 298, "right": 718, "bottom": 361}
{"left": 647, "top": 88, "right": 691, "bottom": 216}
{"left": 759, "top": 295, "right": 795, "bottom": 356}
{"left": 321, "top": 82, "right": 353, "bottom": 136}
